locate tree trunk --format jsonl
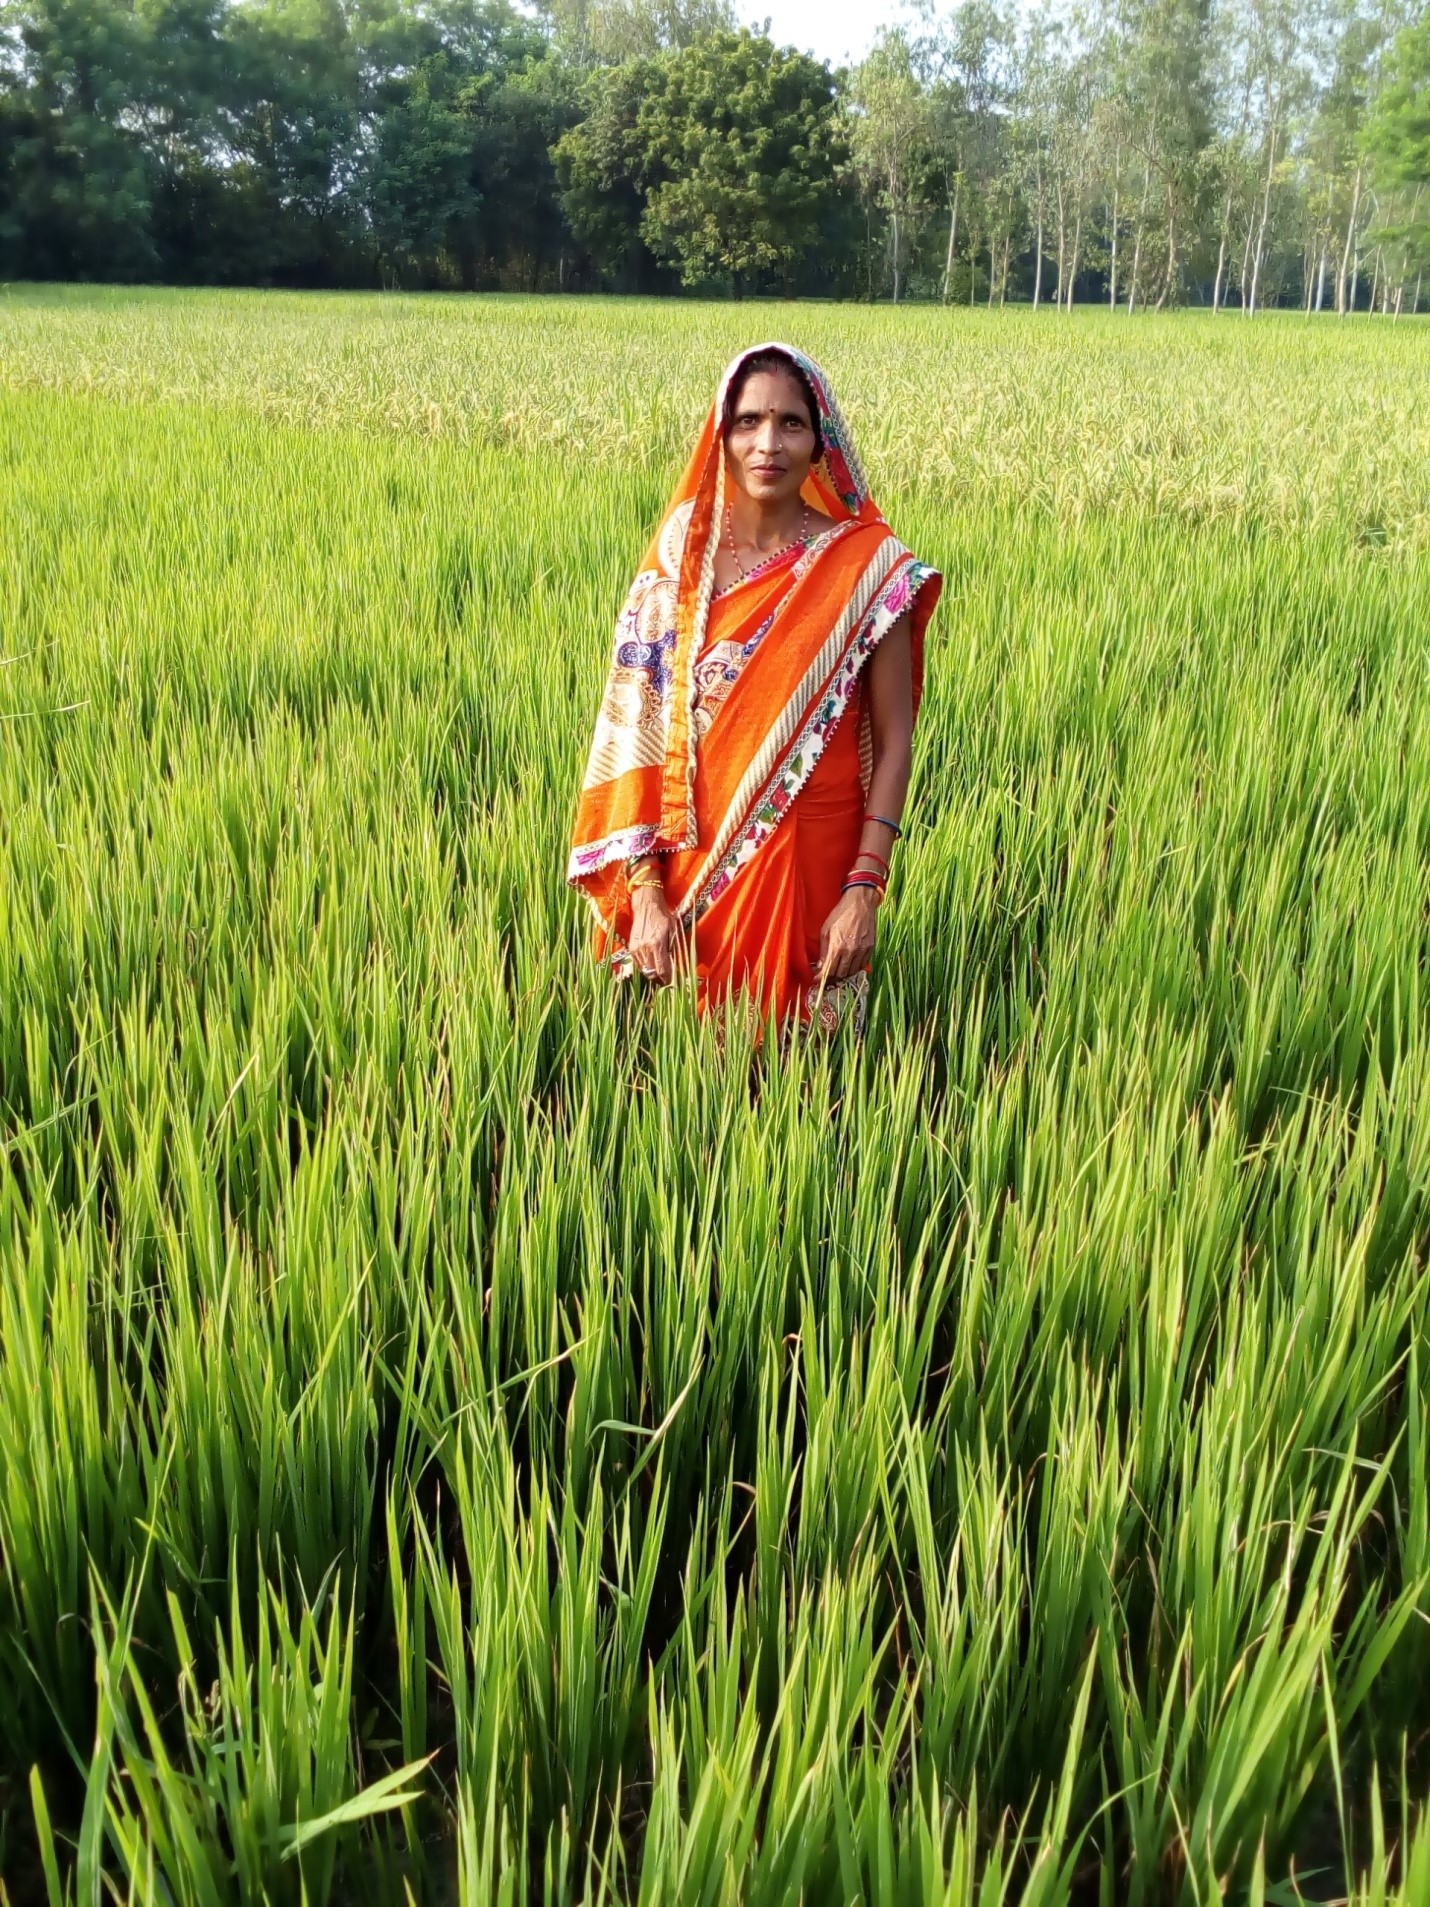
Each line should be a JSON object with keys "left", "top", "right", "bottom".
{"left": 1109, "top": 158, "right": 1120, "bottom": 308}
{"left": 942, "top": 176, "right": 961, "bottom": 304}
{"left": 1213, "top": 231, "right": 1227, "bottom": 312}
{"left": 1033, "top": 204, "right": 1044, "bottom": 307}
{"left": 1238, "top": 213, "right": 1255, "bottom": 311}
{"left": 1250, "top": 119, "right": 1281, "bottom": 316}
{"left": 1000, "top": 228, "right": 1010, "bottom": 305}
{"left": 1155, "top": 203, "right": 1176, "bottom": 310}
{"left": 1054, "top": 176, "right": 1066, "bottom": 307}
{"left": 1128, "top": 166, "right": 1151, "bottom": 313}
{"left": 891, "top": 200, "right": 901, "bottom": 304}
{"left": 1248, "top": 123, "right": 1278, "bottom": 316}
{"left": 1336, "top": 163, "right": 1362, "bottom": 315}
{"left": 1066, "top": 206, "right": 1083, "bottom": 311}
{"left": 1314, "top": 181, "right": 1333, "bottom": 311}
{"left": 1397, "top": 189, "right": 1424, "bottom": 318}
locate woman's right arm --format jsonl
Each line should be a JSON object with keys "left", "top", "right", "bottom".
{"left": 627, "top": 856, "right": 677, "bottom": 984}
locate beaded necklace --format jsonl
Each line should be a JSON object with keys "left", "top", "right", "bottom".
{"left": 723, "top": 502, "right": 812, "bottom": 587}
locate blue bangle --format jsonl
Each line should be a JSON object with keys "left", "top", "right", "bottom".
{"left": 865, "top": 813, "right": 903, "bottom": 839}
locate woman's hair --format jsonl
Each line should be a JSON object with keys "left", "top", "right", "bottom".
{"left": 722, "top": 349, "right": 824, "bottom": 461}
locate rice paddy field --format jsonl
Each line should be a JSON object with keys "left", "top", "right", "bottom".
{"left": 2, "top": 286, "right": 1430, "bottom": 1906}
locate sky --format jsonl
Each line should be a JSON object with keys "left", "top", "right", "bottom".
{"left": 739, "top": 0, "right": 894, "bottom": 68}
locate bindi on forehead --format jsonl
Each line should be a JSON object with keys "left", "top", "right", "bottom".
{"left": 737, "top": 384, "right": 811, "bottom": 420}
{"left": 721, "top": 360, "right": 821, "bottom": 447}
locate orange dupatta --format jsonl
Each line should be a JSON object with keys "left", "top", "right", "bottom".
{"left": 568, "top": 343, "right": 941, "bottom": 1013}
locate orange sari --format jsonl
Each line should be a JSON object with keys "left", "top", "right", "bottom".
{"left": 568, "top": 343, "right": 941, "bottom": 1027}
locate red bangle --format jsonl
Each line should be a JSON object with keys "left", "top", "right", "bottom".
{"left": 852, "top": 849, "right": 890, "bottom": 878}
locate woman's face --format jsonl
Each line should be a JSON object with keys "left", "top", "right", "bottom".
{"left": 723, "top": 368, "right": 818, "bottom": 508}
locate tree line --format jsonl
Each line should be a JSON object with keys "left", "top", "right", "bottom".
{"left": 1, "top": 0, "right": 1426, "bottom": 307}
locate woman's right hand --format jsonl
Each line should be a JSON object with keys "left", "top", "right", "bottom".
{"left": 629, "top": 886, "right": 678, "bottom": 985}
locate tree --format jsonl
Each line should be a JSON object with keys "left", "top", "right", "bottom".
{"left": 1363, "top": 9, "right": 1430, "bottom": 307}
{"left": 1367, "top": 7, "right": 1430, "bottom": 185}
{"left": 638, "top": 31, "right": 843, "bottom": 292}
{"left": 923, "top": 0, "right": 1010, "bottom": 304}
{"left": 849, "top": 27, "right": 930, "bottom": 301}
{"left": 0, "top": 0, "right": 159, "bottom": 275}
{"left": 1009, "top": 10, "right": 1059, "bottom": 304}
{"left": 466, "top": 49, "right": 579, "bottom": 285}
{"left": 1234, "top": 0, "right": 1310, "bottom": 311}
{"left": 552, "top": 52, "right": 650, "bottom": 282}
{"left": 1121, "top": 0, "right": 1217, "bottom": 305}
{"left": 367, "top": 65, "right": 477, "bottom": 282}
{"left": 219, "top": 0, "right": 364, "bottom": 282}
{"left": 1048, "top": 33, "right": 1099, "bottom": 307}
{"left": 541, "top": 0, "right": 734, "bottom": 67}
{"left": 556, "top": 28, "right": 844, "bottom": 293}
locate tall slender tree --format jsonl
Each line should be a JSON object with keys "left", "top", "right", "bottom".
{"left": 849, "top": 26, "right": 931, "bottom": 302}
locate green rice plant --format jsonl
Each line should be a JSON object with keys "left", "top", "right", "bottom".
{"left": 1, "top": 297, "right": 1428, "bottom": 1903}
{"left": 24, "top": 1572, "right": 426, "bottom": 1907}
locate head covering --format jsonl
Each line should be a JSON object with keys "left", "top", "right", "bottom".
{"left": 569, "top": 343, "right": 940, "bottom": 951}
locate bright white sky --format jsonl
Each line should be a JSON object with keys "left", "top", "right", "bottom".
{"left": 740, "top": 0, "right": 893, "bottom": 68}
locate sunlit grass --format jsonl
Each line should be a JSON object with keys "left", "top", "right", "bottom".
{"left": 0, "top": 296, "right": 1428, "bottom": 1903}
{"left": 2, "top": 286, "right": 1429, "bottom": 543}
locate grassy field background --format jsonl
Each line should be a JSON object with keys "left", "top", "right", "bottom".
{"left": 2, "top": 288, "right": 1429, "bottom": 1903}
{"left": 4, "top": 287, "right": 1430, "bottom": 539}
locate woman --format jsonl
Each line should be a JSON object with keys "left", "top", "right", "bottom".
{"left": 568, "top": 343, "right": 941, "bottom": 1030}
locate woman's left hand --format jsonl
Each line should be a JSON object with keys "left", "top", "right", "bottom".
{"left": 814, "top": 887, "right": 879, "bottom": 984}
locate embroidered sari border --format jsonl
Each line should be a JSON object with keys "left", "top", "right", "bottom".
{"left": 567, "top": 819, "right": 667, "bottom": 883}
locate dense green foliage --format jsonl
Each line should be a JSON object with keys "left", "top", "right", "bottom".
{"left": 2, "top": 0, "right": 1428, "bottom": 302}
{"left": 2, "top": 293, "right": 1430, "bottom": 1903}
{"left": 555, "top": 32, "right": 849, "bottom": 292}
{"left": 1365, "top": 13, "right": 1430, "bottom": 208}
{"left": 0, "top": 0, "right": 572, "bottom": 287}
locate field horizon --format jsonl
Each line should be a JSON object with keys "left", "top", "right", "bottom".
{"left": 1, "top": 292, "right": 1429, "bottom": 1904}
